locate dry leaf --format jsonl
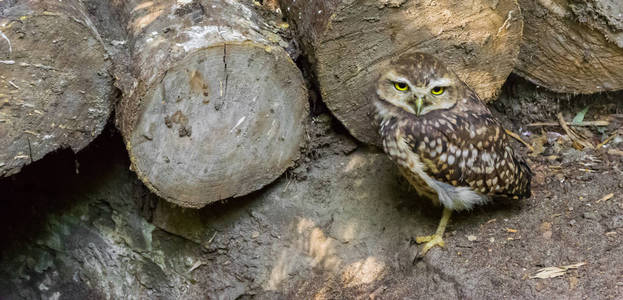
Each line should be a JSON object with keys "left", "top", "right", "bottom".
{"left": 557, "top": 113, "right": 594, "bottom": 149}
{"left": 530, "top": 134, "right": 547, "bottom": 157}
{"left": 506, "top": 228, "right": 518, "bottom": 233}
{"left": 530, "top": 262, "right": 586, "bottom": 279}
{"left": 596, "top": 193, "right": 614, "bottom": 203}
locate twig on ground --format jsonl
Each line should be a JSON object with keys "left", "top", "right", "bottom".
{"left": 529, "top": 262, "right": 586, "bottom": 279}
{"left": 596, "top": 132, "right": 618, "bottom": 149}
{"left": 595, "top": 193, "right": 614, "bottom": 203}
{"left": 504, "top": 129, "right": 535, "bottom": 152}
{"left": 527, "top": 120, "right": 610, "bottom": 127}
{"left": 557, "top": 113, "right": 594, "bottom": 149}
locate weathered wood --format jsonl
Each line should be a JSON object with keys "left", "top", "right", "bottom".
{"left": 279, "top": 0, "right": 523, "bottom": 145}
{"left": 515, "top": 0, "right": 623, "bottom": 94}
{"left": 115, "top": 0, "right": 308, "bottom": 208}
{"left": 0, "top": 0, "right": 114, "bottom": 177}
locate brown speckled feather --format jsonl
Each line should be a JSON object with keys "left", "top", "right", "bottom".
{"left": 379, "top": 93, "right": 531, "bottom": 200}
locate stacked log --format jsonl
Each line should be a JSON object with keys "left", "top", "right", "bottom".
{"left": 0, "top": 0, "right": 114, "bottom": 177}
{"left": 279, "top": 0, "right": 523, "bottom": 145}
{"left": 516, "top": 0, "right": 623, "bottom": 93}
{"left": 7, "top": 0, "right": 619, "bottom": 208}
{"left": 113, "top": 0, "right": 308, "bottom": 208}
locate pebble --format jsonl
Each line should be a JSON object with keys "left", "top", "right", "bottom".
{"left": 539, "top": 222, "right": 552, "bottom": 232}
{"left": 184, "top": 257, "right": 193, "bottom": 267}
{"left": 582, "top": 212, "right": 600, "bottom": 221}
{"left": 610, "top": 215, "right": 623, "bottom": 229}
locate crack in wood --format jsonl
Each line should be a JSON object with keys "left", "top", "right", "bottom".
{"left": 223, "top": 43, "right": 229, "bottom": 100}
{"left": 26, "top": 137, "right": 33, "bottom": 164}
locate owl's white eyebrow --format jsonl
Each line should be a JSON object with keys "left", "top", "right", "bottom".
{"left": 429, "top": 78, "right": 451, "bottom": 87}
{"left": 385, "top": 71, "right": 414, "bottom": 86}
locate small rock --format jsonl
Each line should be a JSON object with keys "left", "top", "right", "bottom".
{"left": 583, "top": 212, "right": 600, "bottom": 221}
{"left": 466, "top": 235, "right": 477, "bottom": 241}
{"left": 609, "top": 215, "right": 623, "bottom": 229}
{"left": 542, "top": 230, "right": 552, "bottom": 239}
{"left": 539, "top": 222, "right": 552, "bottom": 232}
{"left": 533, "top": 171, "right": 546, "bottom": 185}
{"left": 184, "top": 257, "right": 193, "bottom": 267}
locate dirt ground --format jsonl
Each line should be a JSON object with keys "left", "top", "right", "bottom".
{"left": 1, "top": 76, "right": 623, "bottom": 299}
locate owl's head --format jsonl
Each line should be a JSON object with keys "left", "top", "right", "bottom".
{"left": 376, "top": 52, "right": 462, "bottom": 116}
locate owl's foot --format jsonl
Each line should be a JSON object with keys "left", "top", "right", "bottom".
{"left": 416, "top": 233, "right": 445, "bottom": 255}
{"left": 415, "top": 207, "right": 452, "bottom": 257}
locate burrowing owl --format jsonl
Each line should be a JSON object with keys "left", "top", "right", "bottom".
{"left": 373, "top": 52, "right": 531, "bottom": 256}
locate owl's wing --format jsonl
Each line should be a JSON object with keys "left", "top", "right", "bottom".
{"left": 404, "top": 110, "right": 531, "bottom": 199}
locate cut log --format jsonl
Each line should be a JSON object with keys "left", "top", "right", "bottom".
{"left": 114, "top": 0, "right": 308, "bottom": 208}
{"left": 515, "top": 0, "right": 623, "bottom": 94}
{"left": 0, "top": 0, "right": 114, "bottom": 177}
{"left": 279, "top": 0, "right": 523, "bottom": 145}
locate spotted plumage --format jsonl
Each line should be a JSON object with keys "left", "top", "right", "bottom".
{"left": 373, "top": 52, "right": 531, "bottom": 255}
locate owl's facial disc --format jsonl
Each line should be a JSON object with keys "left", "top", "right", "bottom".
{"left": 377, "top": 70, "right": 455, "bottom": 116}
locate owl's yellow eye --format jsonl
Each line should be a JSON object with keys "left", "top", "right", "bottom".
{"left": 431, "top": 86, "right": 445, "bottom": 95}
{"left": 394, "top": 82, "right": 409, "bottom": 92}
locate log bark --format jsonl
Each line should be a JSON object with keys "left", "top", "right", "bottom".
{"left": 279, "top": 0, "right": 523, "bottom": 145}
{"left": 0, "top": 0, "right": 114, "bottom": 177}
{"left": 515, "top": 0, "right": 623, "bottom": 94}
{"left": 114, "top": 0, "right": 308, "bottom": 208}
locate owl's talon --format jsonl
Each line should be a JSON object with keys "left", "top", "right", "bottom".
{"left": 418, "top": 234, "right": 445, "bottom": 256}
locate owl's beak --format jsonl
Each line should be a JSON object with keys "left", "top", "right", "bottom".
{"left": 415, "top": 97, "right": 423, "bottom": 116}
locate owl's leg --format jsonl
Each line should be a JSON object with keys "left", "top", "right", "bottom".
{"left": 415, "top": 207, "right": 452, "bottom": 255}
